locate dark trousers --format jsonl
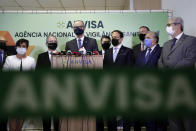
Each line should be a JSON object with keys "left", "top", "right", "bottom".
{"left": 96, "top": 117, "right": 104, "bottom": 131}
{"left": 42, "top": 117, "right": 59, "bottom": 131}
{"left": 0, "top": 119, "right": 8, "bottom": 131}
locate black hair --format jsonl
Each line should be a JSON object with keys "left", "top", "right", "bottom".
{"left": 139, "top": 26, "right": 150, "bottom": 31}
{"left": 101, "top": 35, "right": 111, "bottom": 42}
{"left": 16, "top": 38, "right": 29, "bottom": 48}
{"left": 112, "top": 30, "right": 124, "bottom": 38}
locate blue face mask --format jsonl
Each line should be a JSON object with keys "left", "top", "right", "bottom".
{"left": 144, "top": 38, "right": 152, "bottom": 48}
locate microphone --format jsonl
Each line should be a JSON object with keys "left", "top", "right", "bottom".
{"left": 86, "top": 51, "right": 92, "bottom": 55}
{"left": 60, "top": 51, "right": 66, "bottom": 55}
{"left": 72, "top": 52, "right": 79, "bottom": 55}
{"left": 66, "top": 50, "right": 72, "bottom": 55}
{"left": 93, "top": 51, "right": 99, "bottom": 55}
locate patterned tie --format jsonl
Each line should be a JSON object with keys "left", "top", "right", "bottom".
{"left": 78, "top": 39, "right": 82, "bottom": 49}
{"left": 145, "top": 48, "right": 151, "bottom": 64}
{"left": 171, "top": 38, "right": 177, "bottom": 50}
{"left": 0, "top": 51, "right": 3, "bottom": 64}
{"left": 113, "top": 47, "right": 118, "bottom": 62}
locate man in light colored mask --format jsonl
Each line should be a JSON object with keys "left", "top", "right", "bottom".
{"left": 158, "top": 17, "right": 196, "bottom": 131}
{"left": 158, "top": 17, "right": 196, "bottom": 68}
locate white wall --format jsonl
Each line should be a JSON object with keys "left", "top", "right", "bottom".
{"left": 162, "top": 0, "right": 196, "bottom": 36}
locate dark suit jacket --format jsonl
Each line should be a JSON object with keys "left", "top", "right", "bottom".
{"left": 65, "top": 36, "right": 98, "bottom": 52}
{"left": 133, "top": 43, "right": 141, "bottom": 60}
{"left": 0, "top": 51, "right": 7, "bottom": 70}
{"left": 158, "top": 34, "right": 196, "bottom": 68}
{"left": 103, "top": 45, "right": 134, "bottom": 67}
{"left": 136, "top": 44, "right": 162, "bottom": 68}
{"left": 36, "top": 52, "right": 51, "bottom": 69}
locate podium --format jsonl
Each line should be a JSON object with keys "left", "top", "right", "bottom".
{"left": 52, "top": 55, "right": 103, "bottom": 69}
{"left": 51, "top": 54, "right": 103, "bottom": 131}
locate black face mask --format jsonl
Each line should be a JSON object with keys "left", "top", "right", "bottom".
{"left": 112, "top": 39, "right": 119, "bottom": 46}
{"left": 0, "top": 42, "right": 6, "bottom": 50}
{"left": 74, "top": 27, "right": 84, "bottom": 35}
{"left": 139, "top": 34, "right": 146, "bottom": 41}
{"left": 48, "top": 43, "right": 57, "bottom": 50}
{"left": 101, "top": 42, "right": 111, "bottom": 50}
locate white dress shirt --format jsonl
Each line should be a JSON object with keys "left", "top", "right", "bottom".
{"left": 175, "top": 32, "right": 183, "bottom": 43}
{"left": 3, "top": 55, "right": 35, "bottom": 71}
{"left": 48, "top": 50, "right": 57, "bottom": 62}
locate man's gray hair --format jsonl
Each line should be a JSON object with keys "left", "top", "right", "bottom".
{"left": 147, "top": 31, "right": 159, "bottom": 43}
{"left": 171, "top": 17, "right": 184, "bottom": 31}
{"left": 46, "top": 35, "right": 57, "bottom": 43}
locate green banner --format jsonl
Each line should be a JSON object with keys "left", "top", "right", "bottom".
{"left": 0, "top": 12, "right": 168, "bottom": 59}
{"left": 0, "top": 68, "right": 195, "bottom": 117}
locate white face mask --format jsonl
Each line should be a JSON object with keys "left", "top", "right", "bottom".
{"left": 16, "top": 47, "right": 27, "bottom": 55}
{"left": 166, "top": 26, "right": 175, "bottom": 36}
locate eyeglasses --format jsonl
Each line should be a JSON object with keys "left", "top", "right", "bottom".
{"left": 73, "top": 26, "right": 84, "bottom": 29}
{"left": 167, "top": 23, "right": 180, "bottom": 27}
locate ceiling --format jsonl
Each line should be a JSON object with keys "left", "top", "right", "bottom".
{"left": 0, "top": 0, "right": 130, "bottom": 11}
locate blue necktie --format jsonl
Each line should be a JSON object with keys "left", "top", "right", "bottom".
{"left": 0, "top": 51, "right": 3, "bottom": 64}
{"left": 171, "top": 38, "right": 177, "bottom": 50}
{"left": 78, "top": 39, "right": 82, "bottom": 49}
{"left": 113, "top": 47, "right": 118, "bottom": 62}
{"left": 145, "top": 48, "right": 151, "bottom": 64}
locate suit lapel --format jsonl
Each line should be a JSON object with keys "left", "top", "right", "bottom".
{"left": 147, "top": 44, "right": 159, "bottom": 62}
{"left": 169, "top": 34, "right": 186, "bottom": 55}
{"left": 115, "top": 46, "right": 124, "bottom": 63}
{"left": 83, "top": 37, "right": 88, "bottom": 49}
{"left": 73, "top": 39, "right": 79, "bottom": 51}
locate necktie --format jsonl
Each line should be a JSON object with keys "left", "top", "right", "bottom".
{"left": 20, "top": 60, "right": 22, "bottom": 71}
{"left": 113, "top": 47, "right": 118, "bottom": 62}
{"left": 171, "top": 38, "right": 177, "bottom": 50}
{"left": 145, "top": 48, "right": 151, "bottom": 64}
{"left": 141, "top": 43, "right": 145, "bottom": 51}
{"left": 78, "top": 39, "right": 82, "bottom": 49}
{"left": 0, "top": 51, "right": 3, "bottom": 64}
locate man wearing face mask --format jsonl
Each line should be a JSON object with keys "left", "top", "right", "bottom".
{"left": 133, "top": 26, "right": 150, "bottom": 60}
{"left": 65, "top": 20, "right": 98, "bottom": 54}
{"left": 158, "top": 17, "right": 196, "bottom": 68}
{"left": 99, "top": 35, "right": 111, "bottom": 55}
{"left": 103, "top": 30, "right": 134, "bottom": 131}
{"left": 36, "top": 35, "right": 59, "bottom": 69}
{"left": 103, "top": 30, "right": 134, "bottom": 67}
{"left": 136, "top": 31, "right": 162, "bottom": 68}
{"left": 36, "top": 35, "right": 60, "bottom": 131}
{"left": 158, "top": 17, "right": 196, "bottom": 131}
{"left": 3, "top": 38, "right": 35, "bottom": 131}
{"left": 135, "top": 32, "right": 168, "bottom": 131}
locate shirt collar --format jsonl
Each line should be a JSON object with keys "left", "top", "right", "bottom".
{"left": 150, "top": 44, "right": 157, "bottom": 51}
{"left": 175, "top": 32, "right": 183, "bottom": 40}
{"left": 48, "top": 50, "right": 57, "bottom": 54}
{"left": 77, "top": 36, "right": 85, "bottom": 41}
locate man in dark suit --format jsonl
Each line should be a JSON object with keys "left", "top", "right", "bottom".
{"left": 0, "top": 39, "right": 8, "bottom": 131}
{"left": 65, "top": 20, "right": 98, "bottom": 53}
{"left": 103, "top": 30, "right": 134, "bottom": 67}
{"left": 36, "top": 35, "right": 59, "bottom": 131}
{"left": 133, "top": 26, "right": 150, "bottom": 60}
{"left": 136, "top": 31, "right": 167, "bottom": 131}
{"left": 136, "top": 31, "right": 162, "bottom": 68}
{"left": 158, "top": 17, "right": 196, "bottom": 131}
{"left": 103, "top": 30, "right": 134, "bottom": 131}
